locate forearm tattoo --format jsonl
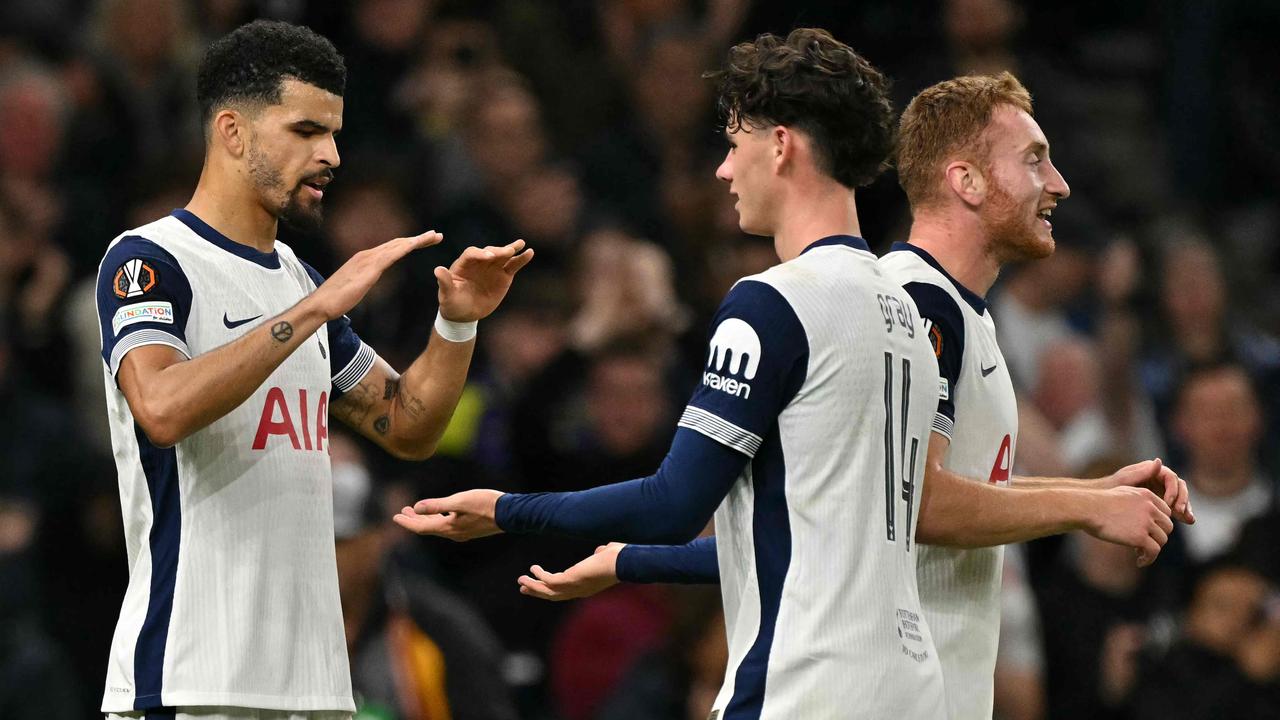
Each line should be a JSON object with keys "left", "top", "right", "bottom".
{"left": 373, "top": 415, "right": 390, "bottom": 434}
{"left": 383, "top": 378, "right": 399, "bottom": 400}
{"left": 271, "top": 321, "right": 294, "bottom": 343}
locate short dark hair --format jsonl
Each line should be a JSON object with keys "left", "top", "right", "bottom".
{"left": 196, "top": 20, "right": 346, "bottom": 126}
{"left": 706, "top": 28, "right": 894, "bottom": 189}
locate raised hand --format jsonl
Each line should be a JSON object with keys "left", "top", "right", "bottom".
{"left": 517, "top": 543, "right": 625, "bottom": 601}
{"left": 1102, "top": 458, "right": 1194, "bottom": 525}
{"left": 1087, "top": 486, "right": 1174, "bottom": 567}
{"left": 392, "top": 489, "right": 504, "bottom": 541}
{"left": 311, "top": 231, "right": 442, "bottom": 320}
{"left": 436, "top": 239, "right": 534, "bottom": 322}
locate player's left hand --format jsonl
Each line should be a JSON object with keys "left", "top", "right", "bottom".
{"left": 1101, "top": 458, "right": 1194, "bottom": 525}
{"left": 517, "top": 543, "right": 625, "bottom": 601}
{"left": 393, "top": 489, "right": 503, "bottom": 541}
{"left": 435, "top": 239, "right": 534, "bottom": 322}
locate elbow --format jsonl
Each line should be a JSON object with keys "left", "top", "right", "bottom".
{"left": 132, "top": 398, "right": 188, "bottom": 448}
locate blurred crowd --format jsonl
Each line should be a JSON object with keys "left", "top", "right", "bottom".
{"left": 1, "top": 1, "right": 1279, "bottom": 719}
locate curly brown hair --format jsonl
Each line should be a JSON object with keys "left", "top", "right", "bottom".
{"left": 705, "top": 28, "right": 895, "bottom": 189}
{"left": 896, "top": 72, "right": 1033, "bottom": 209}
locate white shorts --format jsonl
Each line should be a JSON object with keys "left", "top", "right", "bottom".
{"left": 107, "top": 709, "right": 352, "bottom": 720}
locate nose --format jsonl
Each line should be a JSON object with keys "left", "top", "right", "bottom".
{"left": 715, "top": 149, "right": 732, "bottom": 183}
{"left": 318, "top": 134, "right": 341, "bottom": 169}
{"left": 1045, "top": 158, "right": 1069, "bottom": 199}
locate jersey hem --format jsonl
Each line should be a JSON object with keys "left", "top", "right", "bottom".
{"left": 110, "top": 332, "right": 192, "bottom": 376}
{"left": 678, "top": 406, "right": 762, "bottom": 457}
{"left": 332, "top": 342, "right": 375, "bottom": 392}
{"left": 102, "top": 692, "right": 356, "bottom": 714}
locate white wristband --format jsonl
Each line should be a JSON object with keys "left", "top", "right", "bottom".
{"left": 434, "top": 311, "right": 477, "bottom": 343}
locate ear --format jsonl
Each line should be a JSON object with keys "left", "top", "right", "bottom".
{"left": 944, "top": 160, "right": 986, "bottom": 208}
{"left": 772, "top": 125, "right": 792, "bottom": 174}
{"left": 211, "top": 109, "right": 247, "bottom": 158}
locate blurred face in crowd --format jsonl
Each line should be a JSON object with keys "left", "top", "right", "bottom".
{"left": 945, "top": 0, "right": 1022, "bottom": 52}
{"left": 587, "top": 354, "right": 668, "bottom": 457}
{"left": 634, "top": 34, "right": 709, "bottom": 139}
{"left": 1162, "top": 242, "right": 1226, "bottom": 335}
{"left": 467, "top": 83, "right": 546, "bottom": 189}
{"left": 238, "top": 79, "right": 342, "bottom": 234}
{"left": 104, "top": 0, "right": 186, "bottom": 70}
{"left": 354, "top": 0, "right": 433, "bottom": 53}
{"left": 1186, "top": 567, "right": 1270, "bottom": 656}
{"left": 716, "top": 123, "right": 784, "bottom": 237}
{"left": 329, "top": 183, "right": 413, "bottom": 260}
{"left": 1175, "top": 367, "right": 1262, "bottom": 485}
{"left": 1033, "top": 337, "right": 1100, "bottom": 429}
{"left": 0, "top": 73, "right": 65, "bottom": 179}
{"left": 973, "top": 105, "right": 1069, "bottom": 263}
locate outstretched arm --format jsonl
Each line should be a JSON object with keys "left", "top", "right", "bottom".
{"left": 916, "top": 434, "right": 1175, "bottom": 566}
{"left": 331, "top": 240, "right": 533, "bottom": 460}
{"left": 393, "top": 428, "right": 746, "bottom": 544}
{"left": 112, "top": 232, "right": 441, "bottom": 447}
{"left": 516, "top": 536, "right": 721, "bottom": 602}
{"left": 1011, "top": 464, "right": 1193, "bottom": 524}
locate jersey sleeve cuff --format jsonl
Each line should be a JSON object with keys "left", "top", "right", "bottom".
{"left": 677, "top": 406, "right": 762, "bottom": 457}
{"left": 332, "top": 342, "right": 376, "bottom": 393}
{"left": 932, "top": 412, "right": 955, "bottom": 441}
{"left": 109, "top": 330, "right": 191, "bottom": 377}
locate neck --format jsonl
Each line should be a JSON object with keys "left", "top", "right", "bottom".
{"left": 185, "top": 162, "right": 279, "bottom": 253}
{"left": 907, "top": 209, "right": 1001, "bottom": 296}
{"left": 772, "top": 182, "right": 860, "bottom": 262}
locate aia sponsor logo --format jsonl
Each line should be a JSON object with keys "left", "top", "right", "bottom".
{"left": 253, "top": 387, "right": 329, "bottom": 451}
{"left": 703, "top": 318, "right": 760, "bottom": 399}
{"left": 988, "top": 434, "right": 1012, "bottom": 485}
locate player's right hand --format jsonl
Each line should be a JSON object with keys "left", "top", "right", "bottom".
{"left": 393, "top": 488, "right": 502, "bottom": 541}
{"left": 517, "top": 543, "right": 625, "bottom": 601}
{"left": 1088, "top": 486, "right": 1174, "bottom": 567}
{"left": 310, "top": 231, "right": 442, "bottom": 320}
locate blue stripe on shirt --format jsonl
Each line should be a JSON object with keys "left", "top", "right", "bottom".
{"left": 132, "top": 426, "right": 181, "bottom": 710}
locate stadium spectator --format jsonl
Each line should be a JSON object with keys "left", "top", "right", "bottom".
{"left": 331, "top": 431, "right": 519, "bottom": 720}
{"left": 1170, "top": 364, "right": 1275, "bottom": 563}
{"left": 1129, "top": 560, "right": 1280, "bottom": 719}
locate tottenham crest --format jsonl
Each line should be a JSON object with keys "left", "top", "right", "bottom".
{"left": 113, "top": 258, "right": 158, "bottom": 299}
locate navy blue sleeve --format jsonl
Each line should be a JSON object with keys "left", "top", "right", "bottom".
{"left": 96, "top": 236, "right": 193, "bottom": 377}
{"left": 300, "top": 260, "right": 375, "bottom": 399}
{"left": 902, "top": 282, "right": 965, "bottom": 439}
{"left": 617, "top": 536, "right": 720, "bottom": 584}
{"left": 495, "top": 428, "right": 746, "bottom": 544}
{"left": 678, "top": 279, "right": 809, "bottom": 457}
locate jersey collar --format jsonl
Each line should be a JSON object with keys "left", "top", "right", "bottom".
{"left": 171, "top": 209, "right": 282, "bottom": 270}
{"left": 800, "top": 234, "right": 872, "bottom": 255}
{"left": 889, "top": 242, "right": 987, "bottom": 314}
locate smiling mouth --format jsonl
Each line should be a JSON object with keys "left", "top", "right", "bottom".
{"left": 1036, "top": 206, "right": 1054, "bottom": 229}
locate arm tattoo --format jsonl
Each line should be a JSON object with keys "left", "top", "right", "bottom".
{"left": 271, "top": 321, "right": 294, "bottom": 343}
{"left": 383, "top": 378, "right": 399, "bottom": 401}
{"left": 396, "top": 383, "right": 429, "bottom": 421}
{"left": 373, "top": 415, "right": 390, "bottom": 435}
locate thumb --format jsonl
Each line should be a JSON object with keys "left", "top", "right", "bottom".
{"left": 434, "top": 266, "right": 455, "bottom": 295}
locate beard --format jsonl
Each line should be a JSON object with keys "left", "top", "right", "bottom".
{"left": 248, "top": 145, "right": 327, "bottom": 235}
{"left": 981, "top": 179, "right": 1054, "bottom": 264}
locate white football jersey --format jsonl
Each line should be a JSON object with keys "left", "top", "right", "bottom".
{"left": 95, "top": 209, "right": 372, "bottom": 713}
{"left": 880, "top": 243, "right": 1020, "bottom": 720}
{"left": 681, "top": 236, "right": 946, "bottom": 719}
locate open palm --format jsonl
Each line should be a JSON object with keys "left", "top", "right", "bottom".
{"left": 436, "top": 239, "right": 534, "bottom": 322}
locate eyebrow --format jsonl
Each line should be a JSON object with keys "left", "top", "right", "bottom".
{"left": 1023, "top": 140, "right": 1048, "bottom": 155}
{"left": 290, "top": 119, "right": 340, "bottom": 135}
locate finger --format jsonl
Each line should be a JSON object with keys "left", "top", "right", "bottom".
{"left": 529, "top": 564, "right": 558, "bottom": 583}
{"left": 1154, "top": 509, "right": 1174, "bottom": 536}
{"left": 1149, "top": 521, "right": 1169, "bottom": 547}
{"left": 504, "top": 248, "right": 535, "bottom": 274}
{"left": 517, "top": 576, "right": 558, "bottom": 600}
{"left": 382, "top": 231, "right": 441, "bottom": 261}
{"left": 1150, "top": 493, "right": 1172, "bottom": 518}
{"left": 504, "top": 238, "right": 527, "bottom": 255}
{"left": 1138, "top": 538, "right": 1161, "bottom": 567}
{"left": 1174, "top": 478, "right": 1194, "bottom": 524}
{"left": 413, "top": 497, "right": 452, "bottom": 515}
{"left": 1157, "top": 466, "right": 1178, "bottom": 506}
{"left": 393, "top": 511, "right": 452, "bottom": 535}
